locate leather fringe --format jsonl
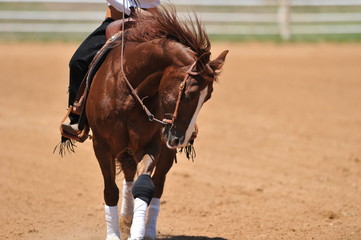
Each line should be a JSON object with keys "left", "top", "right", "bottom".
{"left": 53, "top": 137, "right": 77, "bottom": 157}
{"left": 179, "top": 140, "right": 196, "bottom": 162}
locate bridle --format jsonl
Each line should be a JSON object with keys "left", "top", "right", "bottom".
{"left": 162, "top": 61, "right": 200, "bottom": 125}
{"left": 163, "top": 52, "right": 214, "bottom": 124}
{"left": 121, "top": 51, "right": 202, "bottom": 126}
{"left": 118, "top": 3, "right": 209, "bottom": 126}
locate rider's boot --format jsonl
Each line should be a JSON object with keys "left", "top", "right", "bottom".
{"left": 61, "top": 122, "right": 80, "bottom": 136}
{"left": 61, "top": 105, "right": 81, "bottom": 136}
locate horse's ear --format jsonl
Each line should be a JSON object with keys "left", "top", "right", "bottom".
{"left": 209, "top": 50, "right": 229, "bottom": 71}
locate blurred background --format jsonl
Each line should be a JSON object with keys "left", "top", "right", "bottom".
{"left": 1, "top": 0, "right": 361, "bottom": 42}
{"left": 1, "top": 1, "right": 361, "bottom": 240}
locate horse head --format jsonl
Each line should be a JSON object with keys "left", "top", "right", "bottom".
{"left": 161, "top": 50, "right": 229, "bottom": 149}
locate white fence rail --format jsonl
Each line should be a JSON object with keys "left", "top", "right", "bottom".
{"left": 1, "top": 0, "right": 361, "bottom": 39}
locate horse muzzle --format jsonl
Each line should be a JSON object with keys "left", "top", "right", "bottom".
{"left": 163, "top": 124, "right": 186, "bottom": 149}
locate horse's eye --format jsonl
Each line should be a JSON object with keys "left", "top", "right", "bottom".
{"left": 185, "top": 91, "right": 196, "bottom": 101}
{"left": 185, "top": 85, "right": 199, "bottom": 101}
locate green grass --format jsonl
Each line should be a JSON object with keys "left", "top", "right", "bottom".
{"left": 2, "top": 31, "right": 361, "bottom": 44}
{"left": 209, "top": 33, "right": 361, "bottom": 43}
{"left": 289, "top": 33, "right": 361, "bottom": 42}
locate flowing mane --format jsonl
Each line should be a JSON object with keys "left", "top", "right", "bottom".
{"left": 125, "top": 6, "right": 211, "bottom": 58}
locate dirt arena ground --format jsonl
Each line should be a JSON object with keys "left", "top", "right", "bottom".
{"left": 0, "top": 42, "right": 361, "bottom": 240}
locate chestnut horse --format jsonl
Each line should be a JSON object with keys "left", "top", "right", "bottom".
{"left": 86, "top": 8, "right": 228, "bottom": 240}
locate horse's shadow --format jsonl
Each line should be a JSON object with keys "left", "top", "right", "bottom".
{"left": 158, "top": 236, "right": 228, "bottom": 240}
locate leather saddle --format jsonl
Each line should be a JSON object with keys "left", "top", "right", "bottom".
{"left": 59, "top": 18, "right": 135, "bottom": 142}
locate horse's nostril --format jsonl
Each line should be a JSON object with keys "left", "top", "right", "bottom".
{"left": 173, "top": 137, "right": 179, "bottom": 146}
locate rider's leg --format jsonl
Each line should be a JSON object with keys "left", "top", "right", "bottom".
{"left": 62, "top": 18, "right": 114, "bottom": 135}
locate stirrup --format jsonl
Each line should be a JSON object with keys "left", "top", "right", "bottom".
{"left": 61, "top": 123, "right": 80, "bottom": 136}
{"left": 59, "top": 106, "right": 89, "bottom": 142}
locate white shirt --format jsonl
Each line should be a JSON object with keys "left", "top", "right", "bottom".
{"left": 107, "top": 0, "right": 161, "bottom": 15}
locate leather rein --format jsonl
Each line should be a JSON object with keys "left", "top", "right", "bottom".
{"left": 121, "top": 50, "right": 199, "bottom": 126}
{"left": 118, "top": 15, "right": 205, "bottom": 126}
{"left": 117, "top": 1, "right": 210, "bottom": 127}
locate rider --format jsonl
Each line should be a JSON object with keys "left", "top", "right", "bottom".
{"left": 61, "top": 0, "right": 160, "bottom": 136}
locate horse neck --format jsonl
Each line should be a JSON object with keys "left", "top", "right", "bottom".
{"left": 124, "top": 41, "right": 195, "bottom": 96}
{"left": 134, "top": 71, "right": 164, "bottom": 99}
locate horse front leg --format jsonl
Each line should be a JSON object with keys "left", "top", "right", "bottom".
{"left": 129, "top": 153, "right": 157, "bottom": 240}
{"left": 117, "top": 151, "right": 137, "bottom": 227}
{"left": 93, "top": 137, "right": 120, "bottom": 240}
{"left": 144, "top": 147, "right": 175, "bottom": 240}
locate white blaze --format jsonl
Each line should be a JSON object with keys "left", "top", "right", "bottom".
{"left": 182, "top": 86, "right": 208, "bottom": 146}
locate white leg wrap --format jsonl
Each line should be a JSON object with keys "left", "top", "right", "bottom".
{"left": 104, "top": 205, "right": 120, "bottom": 240}
{"left": 129, "top": 198, "right": 148, "bottom": 240}
{"left": 121, "top": 180, "right": 134, "bottom": 223}
{"left": 145, "top": 198, "right": 160, "bottom": 240}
